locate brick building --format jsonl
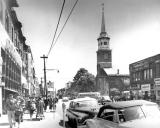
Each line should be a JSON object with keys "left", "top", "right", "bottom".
{"left": 129, "top": 54, "right": 160, "bottom": 101}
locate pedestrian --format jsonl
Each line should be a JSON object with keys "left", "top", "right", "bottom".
{"left": 36, "top": 97, "right": 44, "bottom": 119}
{"left": 43, "top": 97, "right": 48, "bottom": 112}
{"left": 27, "top": 97, "right": 36, "bottom": 120}
{"left": 48, "top": 97, "right": 53, "bottom": 111}
{"left": 5, "top": 94, "right": 16, "bottom": 128}
{"left": 14, "top": 95, "right": 24, "bottom": 128}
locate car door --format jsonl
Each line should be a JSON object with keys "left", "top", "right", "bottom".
{"left": 96, "top": 109, "right": 119, "bottom": 128}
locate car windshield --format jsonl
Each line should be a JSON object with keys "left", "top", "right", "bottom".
{"left": 118, "top": 106, "right": 145, "bottom": 122}
{"left": 75, "top": 100, "right": 98, "bottom": 108}
{"left": 141, "top": 104, "right": 160, "bottom": 118}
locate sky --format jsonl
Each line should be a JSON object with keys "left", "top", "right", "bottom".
{"left": 15, "top": 0, "right": 160, "bottom": 90}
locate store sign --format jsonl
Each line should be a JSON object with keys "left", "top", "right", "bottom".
{"left": 141, "top": 84, "right": 150, "bottom": 91}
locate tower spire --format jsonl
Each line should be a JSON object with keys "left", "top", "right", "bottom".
{"left": 100, "top": 3, "right": 107, "bottom": 37}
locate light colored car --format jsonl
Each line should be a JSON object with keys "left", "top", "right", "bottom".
{"left": 62, "top": 97, "right": 69, "bottom": 102}
{"left": 86, "top": 100, "right": 160, "bottom": 128}
{"left": 66, "top": 97, "right": 100, "bottom": 128}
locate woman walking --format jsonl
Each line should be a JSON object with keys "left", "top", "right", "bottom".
{"left": 27, "top": 97, "right": 36, "bottom": 120}
{"left": 14, "top": 95, "right": 24, "bottom": 128}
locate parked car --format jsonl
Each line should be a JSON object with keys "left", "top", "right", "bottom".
{"left": 86, "top": 100, "right": 160, "bottom": 128}
{"left": 98, "top": 95, "right": 112, "bottom": 105}
{"left": 66, "top": 97, "right": 100, "bottom": 128}
{"left": 62, "top": 97, "right": 69, "bottom": 102}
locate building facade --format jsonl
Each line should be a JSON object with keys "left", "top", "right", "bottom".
{"left": 0, "top": 0, "right": 37, "bottom": 115}
{"left": 129, "top": 54, "right": 160, "bottom": 101}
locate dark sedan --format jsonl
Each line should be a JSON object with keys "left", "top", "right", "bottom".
{"left": 66, "top": 97, "right": 100, "bottom": 128}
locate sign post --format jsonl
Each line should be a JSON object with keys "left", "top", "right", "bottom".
{"left": 62, "top": 103, "right": 66, "bottom": 128}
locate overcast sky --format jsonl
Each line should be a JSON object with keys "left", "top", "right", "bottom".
{"left": 15, "top": 0, "right": 160, "bottom": 90}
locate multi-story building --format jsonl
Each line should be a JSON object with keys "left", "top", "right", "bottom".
{"left": 129, "top": 54, "right": 160, "bottom": 101}
{"left": 0, "top": 0, "right": 37, "bottom": 115}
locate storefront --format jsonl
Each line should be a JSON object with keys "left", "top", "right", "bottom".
{"left": 154, "top": 78, "right": 160, "bottom": 101}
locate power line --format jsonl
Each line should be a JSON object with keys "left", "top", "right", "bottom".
{"left": 50, "top": 0, "right": 79, "bottom": 51}
{"left": 47, "top": 0, "right": 66, "bottom": 57}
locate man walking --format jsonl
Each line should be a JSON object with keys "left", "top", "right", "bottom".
{"left": 5, "top": 94, "right": 16, "bottom": 128}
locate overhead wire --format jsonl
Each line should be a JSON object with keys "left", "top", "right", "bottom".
{"left": 50, "top": 0, "right": 79, "bottom": 51}
{"left": 47, "top": 0, "right": 66, "bottom": 57}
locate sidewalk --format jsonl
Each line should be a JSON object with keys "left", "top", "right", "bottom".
{"left": 0, "top": 114, "right": 8, "bottom": 126}
{"left": 0, "top": 113, "right": 36, "bottom": 128}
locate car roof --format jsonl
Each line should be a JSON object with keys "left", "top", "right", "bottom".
{"left": 101, "top": 100, "right": 157, "bottom": 109}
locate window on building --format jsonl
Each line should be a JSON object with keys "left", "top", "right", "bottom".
{"left": 5, "top": 11, "right": 9, "bottom": 33}
{"left": 150, "top": 69, "right": 153, "bottom": 79}
{"left": 147, "top": 69, "right": 150, "bottom": 79}
{"left": 0, "top": 0, "right": 3, "bottom": 21}
{"left": 12, "top": 27, "right": 14, "bottom": 42}
{"left": 104, "top": 42, "right": 107, "bottom": 45}
{"left": 158, "top": 90, "right": 160, "bottom": 96}
{"left": 144, "top": 70, "right": 147, "bottom": 80}
{"left": 155, "top": 63, "right": 160, "bottom": 78}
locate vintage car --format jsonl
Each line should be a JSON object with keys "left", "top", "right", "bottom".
{"left": 98, "top": 95, "right": 112, "bottom": 105}
{"left": 66, "top": 97, "right": 100, "bottom": 128}
{"left": 86, "top": 100, "right": 160, "bottom": 128}
{"left": 62, "top": 97, "right": 69, "bottom": 102}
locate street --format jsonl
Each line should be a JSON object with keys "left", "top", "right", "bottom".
{"left": 0, "top": 99, "right": 71, "bottom": 128}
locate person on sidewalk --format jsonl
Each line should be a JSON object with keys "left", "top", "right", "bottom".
{"left": 27, "top": 97, "right": 36, "bottom": 120}
{"left": 36, "top": 97, "right": 44, "bottom": 119}
{"left": 14, "top": 95, "right": 25, "bottom": 128}
{"left": 43, "top": 97, "right": 48, "bottom": 112}
{"left": 5, "top": 94, "right": 16, "bottom": 128}
{"left": 48, "top": 97, "right": 53, "bottom": 112}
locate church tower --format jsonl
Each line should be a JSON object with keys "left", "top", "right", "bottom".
{"left": 96, "top": 4, "right": 112, "bottom": 95}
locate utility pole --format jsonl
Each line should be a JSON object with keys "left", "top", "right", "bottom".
{"left": 40, "top": 77, "right": 44, "bottom": 96}
{"left": 40, "top": 55, "right": 48, "bottom": 99}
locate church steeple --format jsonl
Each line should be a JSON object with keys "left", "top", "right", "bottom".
{"left": 97, "top": 3, "right": 110, "bottom": 50}
{"left": 100, "top": 3, "right": 107, "bottom": 37}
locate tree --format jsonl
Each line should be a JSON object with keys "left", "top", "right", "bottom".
{"left": 73, "top": 68, "right": 97, "bottom": 92}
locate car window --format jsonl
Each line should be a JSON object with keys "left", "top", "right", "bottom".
{"left": 75, "top": 100, "right": 98, "bottom": 108}
{"left": 141, "top": 104, "right": 160, "bottom": 118}
{"left": 99, "top": 109, "right": 115, "bottom": 122}
{"left": 119, "top": 106, "right": 145, "bottom": 122}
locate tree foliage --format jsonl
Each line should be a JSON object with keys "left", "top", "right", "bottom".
{"left": 71, "top": 68, "right": 97, "bottom": 92}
